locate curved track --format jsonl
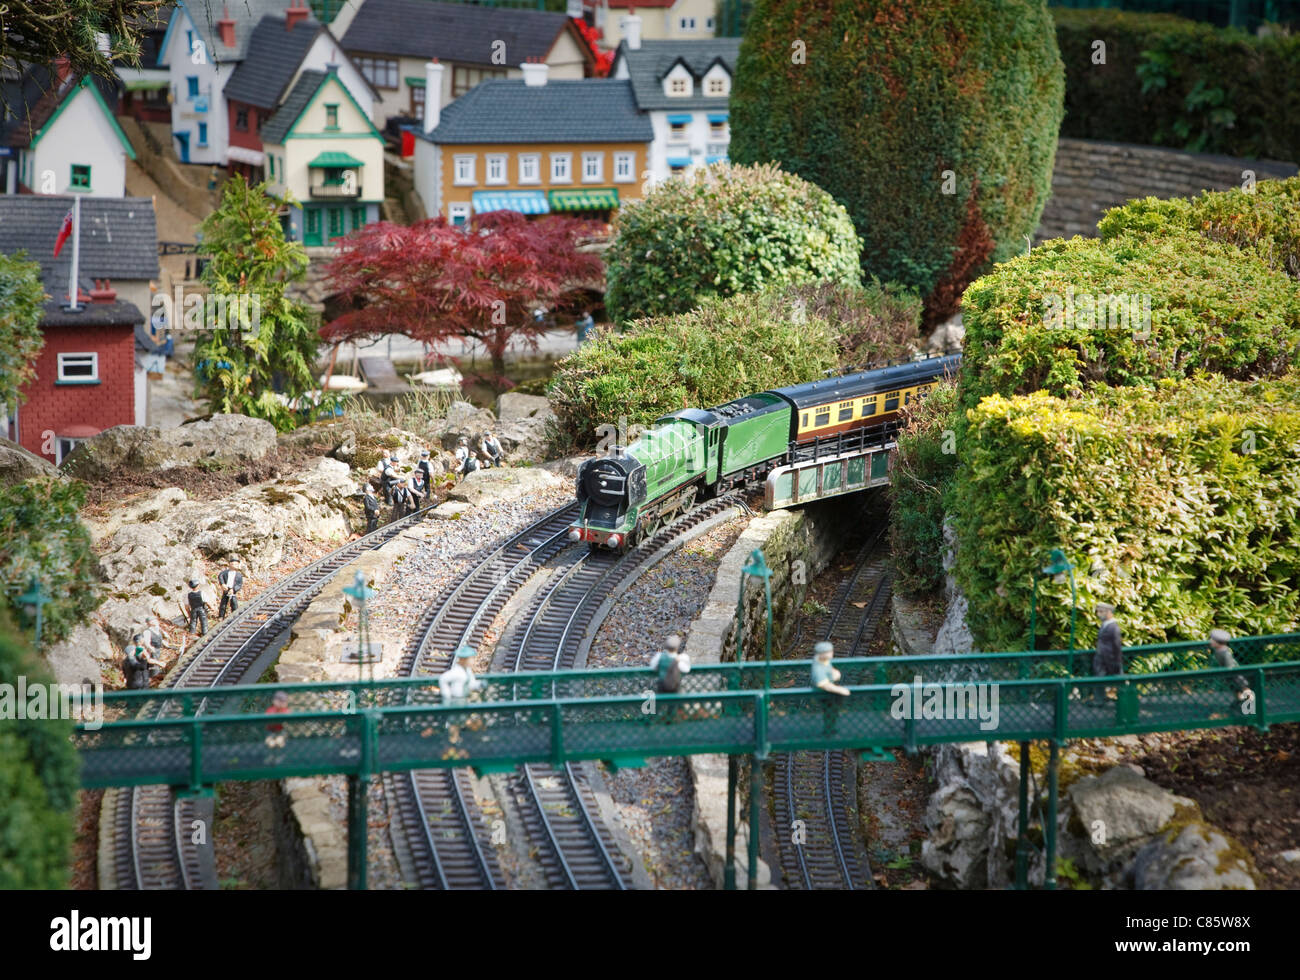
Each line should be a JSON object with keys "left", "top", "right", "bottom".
{"left": 772, "top": 526, "right": 892, "bottom": 891}
{"left": 110, "top": 504, "right": 446, "bottom": 890}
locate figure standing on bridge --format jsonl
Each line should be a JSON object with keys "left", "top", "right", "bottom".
{"left": 439, "top": 646, "right": 484, "bottom": 701}
{"left": 812, "top": 641, "right": 850, "bottom": 696}
{"left": 1092, "top": 602, "right": 1124, "bottom": 704}
{"left": 649, "top": 635, "right": 690, "bottom": 693}
{"left": 217, "top": 559, "right": 244, "bottom": 619}
{"left": 184, "top": 578, "right": 209, "bottom": 637}
{"left": 265, "top": 690, "right": 290, "bottom": 751}
{"left": 1208, "top": 629, "right": 1251, "bottom": 700}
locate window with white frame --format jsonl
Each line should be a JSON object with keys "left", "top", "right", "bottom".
{"left": 453, "top": 155, "right": 476, "bottom": 185}
{"left": 706, "top": 76, "right": 728, "bottom": 96}
{"left": 550, "top": 153, "right": 572, "bottom": 183}
{"left": 486, "top": 154, "right": 507, "bottom": 185}
{"left": 669, "top": 119, "right": 688, "bottom": 139}
{"left": 519, "top": 153, "right": 540, "bottom": 184}
{"left": 57, "top": 352, "right": 98, "bottom": 383}
{"left": 448, "top": 202, "right": 470, "bottom": 226}
{"left": 706, "top": 17, "right": 715, "bottom": 31}
{"left": 613, "top": 152, "right": 634, "bottom": 183}
{"left": 668, "top": 76, "right": 690, "bottom": 96}
{"left": 709, "top": 118, "right": 727, "bottom": 139}
{"left": 581, "top": 152, "right": 603, "bottom": 183}
{"left": 679, "top": 17, "right": 696, "bottom": 31}
{"left": 56, "top": 437, "right": 87, "bottom": 464}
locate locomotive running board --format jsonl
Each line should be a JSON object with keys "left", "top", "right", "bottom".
{"left": 764, "top": 441, "right": 896, "bottom": 510}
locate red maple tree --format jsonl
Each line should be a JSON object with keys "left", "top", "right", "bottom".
{"left": 323, "top": 211, "right": 605, "bottom": 389}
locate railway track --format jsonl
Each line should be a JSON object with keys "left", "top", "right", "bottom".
{"left": 772, "top": 527, "right": 893, "bottom": 890}
{"left": 109, "top": 503, "right": 447, "bottom": 890}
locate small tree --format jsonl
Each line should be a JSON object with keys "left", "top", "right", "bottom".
{"left": 604, "top": 162, "right": 862, "bottom": 324}
{"left": 324, "top": 211, "right": 605, "bottom": 389}
{"left": 0, "top": 251, "right": 47, "bottom": 413}
{"left": 194, "top": 177, "right": 327, "bottom": 430}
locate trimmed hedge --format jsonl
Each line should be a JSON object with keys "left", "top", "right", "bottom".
{"left": 957, "top": 232, "right": 1300, "bottom": 419}
{"left": 603, "top": 162, "right": 862, "bottom": 325}
{"left": 1054, "top": 8, "right": 1300, "bottom": 162}
{"left": 547, "top": 280, "right": 921, "bottom": 453}
{"left": 730, "top": 0, "right": 1064, "bottom": 323}
{"left": 952, "top": 375, "right": 1300, "bottom": 651}
{"left": 0, "top": 478, "right": 100, "bottom": 646}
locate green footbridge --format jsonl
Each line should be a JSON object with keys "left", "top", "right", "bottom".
{"left": 75, "top": 633, "right": 1300, "bottom": 889}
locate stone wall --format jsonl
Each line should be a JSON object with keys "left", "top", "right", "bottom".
{"left": 680, "top": 494, "right": 873, "bottom": 888}
{"left": 1036, "top": 137, "right": 1298, "bottom": 242}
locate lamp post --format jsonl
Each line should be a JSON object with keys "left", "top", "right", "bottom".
{"left": 1027, "top": 548, "right": 1077, "bottom": 659}
{"left": 342, "top": 571, "right": 378, "bottom": 689}
{"left": 341, "top": 570, "right": 378, "bottom": 890}
{"left": 18, "top": 576, "right": 51, "bottom": 647}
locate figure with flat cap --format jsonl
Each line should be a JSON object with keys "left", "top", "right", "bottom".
{"left": 1092, "top": 602, "right": 1123, "bottom": 704}
{"left": 649, "top": 634, "right": 690, "bottom": 694}
{"left": 439, "top": 645, "right": 485, "bottom": 701}
{"left": 812, "top": 641, "right": 850, "bottom": 696}
{"left": 1208, "top": 628, "right": 1251, "bottom": 699}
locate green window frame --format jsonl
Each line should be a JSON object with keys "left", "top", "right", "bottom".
{"left": 305, "top": 208, "right": 321, "bottom": 236}
{"left": 328, "top": 208, "right": 343, "bottom": 237}
{"left": 350, "top": 206, "right": 366, "bottom": 229}
{"left": 70, "top": 164, "right": 91, "bottom": 190}
{"left": 325, "top": 103, "right": 339, "bottom": 130}
{"left": 269, "top": 154, "right": 275, "bottom": 178}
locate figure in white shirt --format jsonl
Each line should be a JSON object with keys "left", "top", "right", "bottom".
{"left": 439, "top": 645, "right": 484, "bottom": 701}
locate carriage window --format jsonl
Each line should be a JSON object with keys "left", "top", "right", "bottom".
{"left": 814, "top": 410, "right": 831, "bottom": 427}
{"left": 862, "top": 399, "right": 877, "bottom": 417}
{"left": 838, "top": 400, "right": 854, "bottom": 422}
{"left": 801, "top": 413, "right": 808, "bottom": 428}
{"left": 905, "top": 391, "right": 912, "bottom": 406}
{"left": 883, "top": 391, "right": 900, "bottom": 411}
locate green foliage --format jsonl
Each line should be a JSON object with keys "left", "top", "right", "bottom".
{"left": 193, "top": 177, "right": 334, "bottom": 432}
{"left": 547, "top": 280, "right": 922, "bottom": 453}
{"left": 0, "top": 251, "right": 47, "bottom": 412}
{"left": 0, "top": 613, "right": 79, "bottom": 888}
{"left": 889, "top": 379, "right": 959, "bottom": 596}
{"left": 603, "top": 162, "right": 862, "bottom": 324}
{"left": 957, "top": 233, "right": 1300, "bottom": 420}
{"left": 1054, "top": 8, "right": 1300, "bottom": 161}
{"left": 0, "top": 0, "right": 163, "bottom": 89}
{"left": 1097, "top": 176, "right": 1300, "bottom": 281}
{"left": 952, "top": 376, "right": 1300, "bottom": 651}
{"left": 730, "top": 0, "right": 1064, "bottom": 322}
{"left": 0, "top": 478, "right": 99, "bottom": 646}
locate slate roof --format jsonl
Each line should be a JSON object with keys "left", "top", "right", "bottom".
{"left": 260, "top": 68, "right": 326, "bottom": 144}
{"left": 415, "top": 78, "right": 651, "bottom": 145}
{"left": 172, "top": 0, "right": 311, "bottom": 65}
{"left": 0, "top": 196, "right": 159, "bottom": 291}
{"left": 223, "top": 14, "right": 323, "bottom": 109}
{"left": 613, "top": 38, "right": 740, "bottom": 112}
{"left": 341, "top": 0, "right": 573, "bottom": 64}
{"left": 0, "top": 65, "right": 122, "bottom": 148}
{"left": 43, "top": 299, "right": 145, "bottom": 328}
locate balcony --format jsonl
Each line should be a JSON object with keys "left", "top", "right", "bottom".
{"left": 307, "top": 152, "right": 364, "bottom": 199}
{"left": 309, "top": 180, "right": 362, "bottom": 199}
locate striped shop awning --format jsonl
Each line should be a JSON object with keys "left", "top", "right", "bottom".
{"left": 472, "top": 190, "right": 550, "bottom": 214}
{"left": 547, "top": 187, "right": 619, "bottom": 211}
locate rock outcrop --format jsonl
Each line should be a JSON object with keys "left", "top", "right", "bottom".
{"left": 1129, "top": 824, "right": 1259, "bottom": 890}
{"left": 0, "top": 437, "right": 60, "bottom": 486}
{"left": 63, "top": 414, "right": 277, "bottom": 480}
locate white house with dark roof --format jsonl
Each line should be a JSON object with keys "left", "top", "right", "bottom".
{"left": 261, "top": 69, "right": 385, "bottom": 244}
{"left": 591, "top": 2, "right": 720, "bottom": 50}
{"left": 610, "top": 34, "right": 739, "bottom": 184}
{"left": 340, "top": 0, "right": 595, "bottom": 129}
{"left": 0, "top": 64, "right": 136, "bottom": 197}
{"left": 159, "top": 0, "right": 318, "bottom": 165}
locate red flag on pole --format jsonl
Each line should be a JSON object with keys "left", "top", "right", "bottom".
{"left": 53, "top": 208, "right": 73, "bottom": 257}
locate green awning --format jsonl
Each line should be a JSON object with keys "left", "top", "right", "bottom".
{"left": 547, "top": 187, "right": 619, "bottom": 211}
{"left": 308, "top": 151, "right": 365, "bottom": 168}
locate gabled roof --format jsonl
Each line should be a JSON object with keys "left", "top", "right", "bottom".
{"left": 341, "top": 0, "right": 579, "bottom": 65}
{"left": 415, "top": 78, "right": 651, "bottom": 145}
{"left": 261, "top": 68, "right": 381, "bottom": 145}
{"left": 613, "top": 38, "right": 740, "bottom": 111}
{"left": 223, "top": 14, "right": 323, "bottom": 109}
{"left": 1, "top": 66, "right": 130, "bottom": 156}
{"left": 0, "top": 196, "right": 159, "bottom": 284}
{"left": 164, "top": 0, "right": 311, "bottom": 66}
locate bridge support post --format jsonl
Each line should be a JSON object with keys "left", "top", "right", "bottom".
{"left": 1015, "top": 740, "right": 1030, "bottom": 890}
{"left": 1045, "top": 739, "right": 1060, "bottom": 890}
{"left": 748, "top": 753, "right": 760, "bottom": 891}
{"left": 347, "top": 710, "right": 378, "bottom": 890}
{"left": 725, "top": 754, "right": 737, "bottom": 891}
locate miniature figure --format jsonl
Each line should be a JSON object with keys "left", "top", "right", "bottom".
{"left": 439, "top": 646, "right": 484, "bottom": 701}
{"left": 649, "top": 634, "right": 690, "bottom": 693}
{"left": 812, "top": 641, "right": 850, "bottom": 696}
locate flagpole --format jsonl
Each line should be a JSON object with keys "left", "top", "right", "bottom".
{"left": 67, "top": 195, "right": 81, "bottom": 311}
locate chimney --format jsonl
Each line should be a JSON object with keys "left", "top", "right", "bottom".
{"left": 566, "top": 0, "right": 583, "bottom": 18}
{"left": 286, "top": 0, "right": 310, "bottom": 31}
{"left": 91, "top": 279, "right": 117, "bottom": 303}
{"left": 623, "top": 13, "right": 642, "bottom": 50}
{"left": 423, "top": 59, "right": 445, "bottom": 134}
{"left": 217, "top": 5, "right": 236, "bottom": 48}
{"left": 521, "top": 57, "right": 549, "bottom": 87}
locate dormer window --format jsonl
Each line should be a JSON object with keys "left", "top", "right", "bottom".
{"left": 706, "top": 76, "right": 728, "bottom": 96}
{"left": 669, "top": 77, "right": 690, "bottom": 96}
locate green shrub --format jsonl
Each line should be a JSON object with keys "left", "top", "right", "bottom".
{"left": 0, "top": 251, "right": 46, "bottom": 412}
{"left": 603, "top": 162, "right": 862, "bottom": 324}
{"left": 951, "top": 375, "right": 1300, "bottom": 651}
{"left": 730, "top": 0, "right": 1064, "bottom": 323}
{"left": 0, "top": 614, "right": 78, "bottom": 888}
{"left": 957, "top": 233, "right": 1300, "bottom": 419}
{"left": 1097, "top": 176, "right": 1300, "bottom": 281}
{"left": 889, "top": 378, "right": 959, "bottom": 596}
{"left": 1054, "top": 8, "right": 1300, "bottom": 161}
{"left": 0, "top": 478, "right": 100, "bottom": 645}
{"left": 547, "top": 280, "right": 922, "bottom": 453}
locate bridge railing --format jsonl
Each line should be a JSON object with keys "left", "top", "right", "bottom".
{"left": 90, "top": 632, "right": 1300, "bottom": 722}
{"left": 75, "top": 659, "right": 1300, "bottom": 789}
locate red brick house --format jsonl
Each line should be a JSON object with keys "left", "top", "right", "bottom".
{"left": 0, "top": 196, "right": 160, "bottom": 463}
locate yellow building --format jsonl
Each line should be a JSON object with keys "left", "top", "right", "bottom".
{"left": 411, "top": 62, "right": 652, "bottom": 225}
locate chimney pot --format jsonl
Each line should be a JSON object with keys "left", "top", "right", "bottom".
{"left": 423, "top": 60, "right": 446, "bottom": 134}
{"left": 218, "top": 5, "right": 237, "bottom": 47}
{"left": 623, "top": 13, "right": 642, "bottom": 50}
{"left": 286, "top": 0, "right": 310, "bottom": 31}
{"left": 521, "top": 61, "right": 549, "bottom": 87}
